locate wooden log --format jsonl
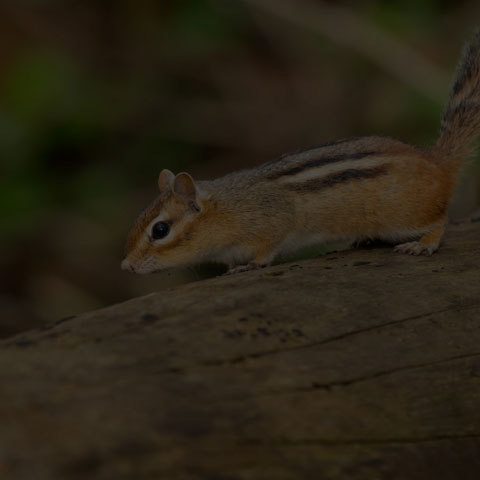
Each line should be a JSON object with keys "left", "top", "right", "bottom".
{"left": 1, "top": 219, "right": 480, "bottom": 480}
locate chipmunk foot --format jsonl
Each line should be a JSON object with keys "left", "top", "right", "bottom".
{"left": 394, "top": 241, "right": 437, "bottom": 256}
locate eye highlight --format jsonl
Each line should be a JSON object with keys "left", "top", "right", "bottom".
{"left": 151, "top": 221, "right": 170, "bottom": 240}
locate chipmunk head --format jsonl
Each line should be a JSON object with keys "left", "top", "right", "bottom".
{"left": 122, "top": 169, "right": 209, "bottom": 274}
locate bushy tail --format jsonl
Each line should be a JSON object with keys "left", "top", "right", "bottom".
{"left": 436, "top": 28, "right": 480, "bottom": 169}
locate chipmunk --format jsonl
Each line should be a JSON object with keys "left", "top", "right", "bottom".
{"left": 122, "top": 29, "right": 480, "bottom": 275}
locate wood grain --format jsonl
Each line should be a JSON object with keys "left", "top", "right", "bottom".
{"left": 1, "top": 219, "right": 480, "bottom": 480}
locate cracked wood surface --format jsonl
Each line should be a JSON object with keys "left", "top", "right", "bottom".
{"left": 1, "top": 220, "right": 480, "bottom": 480}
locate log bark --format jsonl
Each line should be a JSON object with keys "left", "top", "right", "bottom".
{"left": 1, "top": 219, "right": 480, "bottom": 480}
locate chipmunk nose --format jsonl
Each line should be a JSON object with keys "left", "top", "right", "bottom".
{"left": 121, "top": 258, "right": 136, "bottom": 273}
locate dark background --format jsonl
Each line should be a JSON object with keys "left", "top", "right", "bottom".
{"left": 1, "top": 0, "right": 479, "bottom": 337}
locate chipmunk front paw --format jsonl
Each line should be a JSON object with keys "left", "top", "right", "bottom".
{"left": 225, "top": 262, "right": 266, "bottom": 275}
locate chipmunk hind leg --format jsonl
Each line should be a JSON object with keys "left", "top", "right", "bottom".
{"left": 393, "top": 220, "right": 446, "bottom": 256}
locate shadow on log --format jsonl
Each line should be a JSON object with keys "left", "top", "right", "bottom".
{"left": 1, "top": 219, "right": 480, "bottom": 480}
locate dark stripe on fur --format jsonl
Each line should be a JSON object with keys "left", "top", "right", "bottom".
{"left": 441, "top": 99, "right": 480, "bottom": 130}
{"left": 267, "top": 151, "right": 377, "bottom": 180}
{"left": 285, "top": 164, "right": 389, "bottom": 192}
{"left": 264, "top": 137, "right": 364, "bottom": 168}
{"left": 436, "top": 29, "right": 480, "bottom": 164}
{"left": 277, "top": 137, "right": 362, "bottom": 159}
{"left": 451, "top": 30, "right": 480, "bottom": 97}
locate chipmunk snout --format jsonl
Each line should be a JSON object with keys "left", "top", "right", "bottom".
{"left": 121, "top": 258, "right": 136, "bottom": 273}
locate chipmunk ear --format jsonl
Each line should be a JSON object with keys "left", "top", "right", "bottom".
{"left": 173, "top": 172, "right": 201, "bottom": 211}
{"left": 158, "top": 169, "right": 175, "bottom": 192}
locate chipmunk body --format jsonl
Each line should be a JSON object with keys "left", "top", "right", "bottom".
{"left": 122, "top": 30, "right": 480, "bottom": 275}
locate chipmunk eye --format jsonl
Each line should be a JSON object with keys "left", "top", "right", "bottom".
{"left": 151, "top": 221, "right": 170, "bottom": 240}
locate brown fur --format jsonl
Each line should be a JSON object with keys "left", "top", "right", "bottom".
{"left": 122, "top": 30, "right": 480, "bottom": 274}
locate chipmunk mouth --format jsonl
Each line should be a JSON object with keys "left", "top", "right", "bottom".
{"left": 122, "top": 256, "right": 168, "bottom": 275}
{"left": 121, "top": 258, "right": 134, "bottom": 272}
